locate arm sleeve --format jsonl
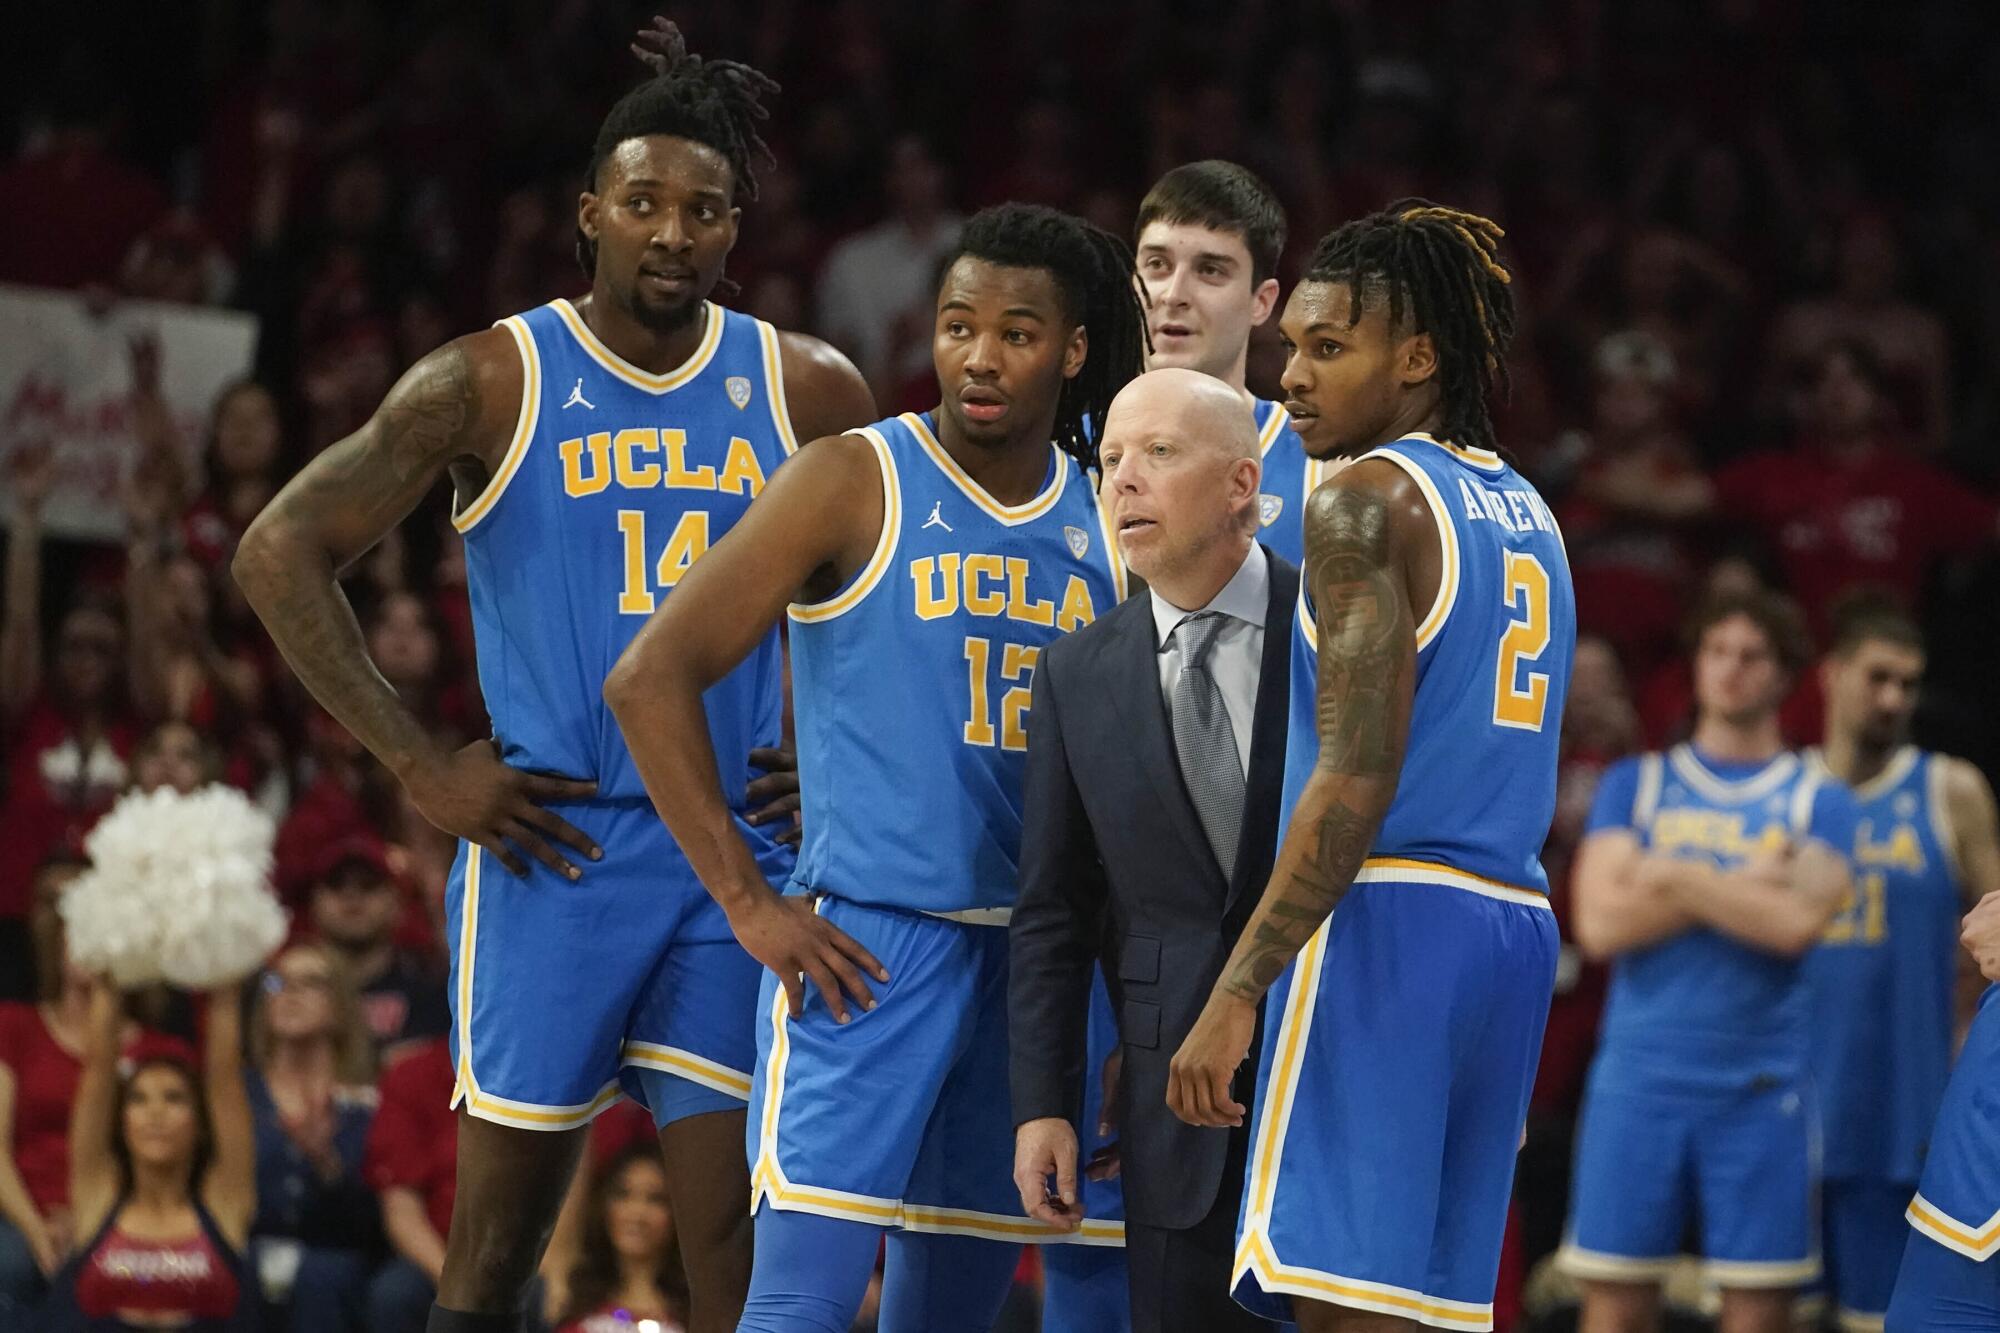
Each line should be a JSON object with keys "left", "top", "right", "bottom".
{"left": 1583, "top": 756, "right": 1644, "bottom": 837}
{"left": 1007, "top": 654, "right": 1110, "bottom": 1129}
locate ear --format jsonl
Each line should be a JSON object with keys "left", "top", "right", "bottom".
{"left": 1248, "top": 277, "right": 1280, "bottom": 328}
{"left": 578, "top": 191, "right": 601, "bottom": 244}
{"left": 1399, "top": 330, "right": 1438, "bottom": 388}
{"left": 1817, "top": 656, "right": 1839, "bottom": 701}
{"left": 1231, "top": 454, "right": 1262, "bottom": 504}
{"left": 1063, "top": 326, "right": 1088, "bottom": 381}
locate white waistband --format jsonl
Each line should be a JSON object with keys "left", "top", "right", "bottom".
{"left": 921, "top": 906, "right": 1014, "bottom": 927}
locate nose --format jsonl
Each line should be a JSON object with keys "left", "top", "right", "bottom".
{"left": 651, "top": 211, "right": 691, "bottom": 253}
{"left": 1158, "top": 262, "right": 1194, "bottom": 310}
{"left": 1110, "top": 451, "right": 1142, "bottom": 494}
{"left": 963, "top": 330, "right": 1001, "bottom": 378}
{"left": 1280, "top": 347, "right": 1311, "bottom": 400}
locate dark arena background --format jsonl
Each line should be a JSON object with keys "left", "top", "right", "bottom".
{"left": 2, "top": 2, "right": 1999, "bottom": 1331}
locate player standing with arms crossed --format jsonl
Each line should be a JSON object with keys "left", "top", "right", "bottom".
{"left": 1168, "top": 202, "right": 1576, "bottom": 1332}
{"left": 1805, "top": 600, "right": 2000, "bottom": 1331}
{"left": 233, "top": 29, "right": 874, "bottom": 1333}
{"left": 607, "top": 203, "right": 1146, "bottom": 1332}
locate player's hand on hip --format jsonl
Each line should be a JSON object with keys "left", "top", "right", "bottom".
{"left": 1963, "top": 892, "right": 2000, "bottom": 982}
{"left": 403, "top": 739, "right": 601, "bottom": 880}
{"left": 744, "top": 746, "right": 802, "bottom": 847}
{"left": 729, "top": 891, "right": 888, "bottom": 1023}
{"left": 1168, "top": 992, "right": 1255, "bottom": 1128}
{"left": 1014, "top": 1117, "right": 1082, "bottom": 1230}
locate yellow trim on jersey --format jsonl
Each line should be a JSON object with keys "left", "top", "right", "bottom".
{"left": 447, "top": 847, "right": 625, "bottom": 1131}
{"left": 452, "top": 316, "right": 541, "bottom": 534}
{"left": 1257, "top": 401, "right": 1289, "bottom": 456}
{"left": 904, "top": 412, "right": 1067, "bottom": 525}
{"left": 1355, "top": 447, "right": 1460, "bottom": 650}
{"left": 1834, "top": 1310, "right": 1885, "bottom": 1333}
{"left": 620, "top": 1042, "right": 752, "bottom": 1100}
{"left": 902, "top": 1204, "right": 1124, "bottom": 1246}
{"left": 552, "top": 298, "right": 723, "bottom": 394}
{"left": 1814, "top": 744, "right": 1920, "bottom": 803}
{"left": 1554, "top": 1243, "right": 1679, "bottom": 1282}
{"left": 757, "top": 320, "right": 802, "bottom": 455}
{"left": 1354, "top": 857, "right": 1550, "bottom": 907}
{"left": 1244, "top": 922, "right": 1329, "bottom": 1224}
{"left": 787, "top": 428, "right": 901, "bottom": 623}
{"left": 1405, "top": 430, "right": 1505, "bottom": 473}
{"left": 1235, "top": 1231, "right": 1494, "bottom": 1330}
{"left": 1908, "top": 1194, "right": 2000, "bottom": 1262}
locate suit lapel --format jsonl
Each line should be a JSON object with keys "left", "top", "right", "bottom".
{"left": 1102, "top": 598, "right": 1225, "bottom": 885}
{"left": 1226, "top": 548, "right": 1299, "bottom": 914}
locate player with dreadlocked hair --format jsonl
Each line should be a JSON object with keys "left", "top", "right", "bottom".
{"left": 232, "top": 17, "right": 875, "bottom": 1333}
{"left": 606, "top": 199, "right": 1141, "bottom": 1332}
{"left": 1170, "top": 198, "right": 1576, "bottom": 1331}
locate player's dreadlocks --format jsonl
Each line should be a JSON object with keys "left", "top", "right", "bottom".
{"left": 1303, "top": 199, "right": 1515, "bottom": 456}
{"left": 576, "top": 19, "right": 780, "bottom": 278}
{"left": 948, "top": 203, "right": 1149, "bottom": 471}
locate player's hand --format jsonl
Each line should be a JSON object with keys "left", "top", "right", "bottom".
{"left": 1013, "top": 1116, "right": 1082, "bottom": 1230}
{"left": 728, "top": 891, "right": 887, "bottom": 1023}
{"left": 1963, "top": 893, "right": 2000, "bottom": 982}
{"left": 1168, "top": 992, "right": 1255, "bottom": 1128}
{"left": 402, "top": 739, "right": 601, "bottom": 880}
{"left": 745, "top": 746, "right": 802, "bottom": 847}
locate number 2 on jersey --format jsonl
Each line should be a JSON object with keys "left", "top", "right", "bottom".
{"left": 1492, "top": 551, "right": 1552, "bottom": 731}
{"left": 616, "top": 510, "right": 711, "bottom": 615}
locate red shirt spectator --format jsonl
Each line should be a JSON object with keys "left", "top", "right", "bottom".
{"left": 0, "top": 1002, "right": 85, "bottom": 1214}
{"left": 0, "top": 129, "right": 168, "bottom": 289}
{"left": 365, "top": 1037, "right": 457, "bottom": 1242}
{"left": 0, "top": 697, "right": 136, "bottom": 919}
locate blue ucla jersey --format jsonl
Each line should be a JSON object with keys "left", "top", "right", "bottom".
{"left": 1909, "top": 985, "right": 2000, "bottom": 1263}
{"left": 1279, "top": 433, "right": 1576, "bottom": 892}
{"left": 1588, "top": 745, "right": 1861, "bottom": 1084}
{"left": 1803, "top": 747, "right": 1965, "bottom": 1181}
{"left": 788, "top": 411, "right": 1125, "bottom": 914}
{"left": 1251, "top": 398, "right": 1321, "bottom": 568}
{"left": 455, "top": 299, "right": 795, "bottom": 820}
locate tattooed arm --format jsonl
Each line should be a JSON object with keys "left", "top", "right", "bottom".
{"left": 232, "top": 331, "right": 600, "bottom": 879}
{"left": 1167, "top": 462, "right": 1429, "bottom": 1128}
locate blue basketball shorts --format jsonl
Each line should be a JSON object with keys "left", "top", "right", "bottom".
{"left": 1805, "top": 1178, "right": 1917, "bottom": 1329}
{"left": 445, "top": 798, "right": 771, "bottom": 1131}
{"left": 1231, "top": 866, "right": 1559, "bottom": 1330}
{"left": 1888, "top": 1224, "right": 2000, "bottom": 1333}
{"left": 1559, "top": 1059, "right": 1821, "bottom": 1289}
{"left": 748, "top": 894, "right": 1124, "bottom": 1247}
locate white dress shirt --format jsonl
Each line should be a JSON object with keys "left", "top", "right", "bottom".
{"left": 1151, "top": 543, "right": 1269, "bottom": 779}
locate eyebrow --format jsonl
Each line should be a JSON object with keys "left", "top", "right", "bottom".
{"left": 620, "top": 178, "right": 728, "bottom": 198}
{"left": 940, "top": 300, "right": 1049, "bottom": 321}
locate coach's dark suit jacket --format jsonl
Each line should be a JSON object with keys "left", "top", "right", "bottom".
{"left": 1009, "top": 546, "right": 1297, "bottom": 1229}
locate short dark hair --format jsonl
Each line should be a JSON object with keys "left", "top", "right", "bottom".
{"left": 1827, "top": 589, "right": 1924, "bottom": 659}
{"left": 944, "top": 203, "right": 1149, "bottom": 471}
{"left": 1687, "top": 589, "right": 1814, "bottom": 677}
{"left": 1134, "top": 160, "right": 1287, "bottom": 286}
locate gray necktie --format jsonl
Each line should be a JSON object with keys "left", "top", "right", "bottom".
{"left": 1171, "top": 611, "right": 1245, "bottom": 878}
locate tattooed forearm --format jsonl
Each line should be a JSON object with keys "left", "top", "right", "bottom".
{"left": 1211, "top": 474, "right": 1419, "bottom": 1004}
{"left": 233, "top": 343, "right": 486, "bottom": 773}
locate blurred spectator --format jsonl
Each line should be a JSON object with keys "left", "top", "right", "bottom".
{"left": 39, "top": 979, "right": 255, "bottom": 1330}
{"left": 365, "top": 590, "right": 479, "bottom": 745}
{"left": 547, "top": 1143, "right": 689, "bottom": 1333}
{"left": 362, "top": 1036, "right": 454, "bottom": 1333}
{"left": 181, "top": 381, "right": 288, "bottom": 573}
{"left": 0, "top": 450, "right": 140, "bottom": 977}
{"left": 128, "top": 720, "right": 221, "bottom": 796}
{"left": 0, "top": 103, "right": 168, "bottom": 290}
{"left": 1712, "top": 339, "right": 1999, "bottom": 637}
{"left": 1766, "top": 212, "right": 1952, "bottom": 450}
{"left": 814, "top": 134, "right": 962, "bottom": 407}
{"left": 304, "top": 837, "right": 449, "bottom": 1061}
{"left": 244, "top": 943, "right": 380, "bottom": 1333}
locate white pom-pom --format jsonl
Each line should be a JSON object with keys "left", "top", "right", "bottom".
{"left": 60, "top": 784, "right": 286, "bottom": 989}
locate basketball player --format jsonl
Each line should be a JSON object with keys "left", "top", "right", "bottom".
{"left": 232, "top": 32, "right": 875, "bottom": 1333}
{"left": 1133, "top": 160, "right": 1319, "bottom": 565}
{"left": 1806, "top": 600, "right": 2000, "bottom": 1331}
{"left": 1887, "top": 893, "right": 2000, "bottom": 1330}
{"left": 606, "top": 202, "right": 1147, "bottom": 1333}
{"left": 1167, "top": 202, "right": 1575, "bottom": 1332}
{"left": 1560, "top": 590, "right": 1858, "bottom": 1333}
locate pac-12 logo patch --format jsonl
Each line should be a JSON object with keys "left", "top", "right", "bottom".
{"left": 726, "top": 376, "right": 753, "bottom": 409}
{"left": 1258, "top": 494, "right": 1284, "bottom": 527}
{"left": 1064, "top": 525, "right": 1090, "bottom": 558}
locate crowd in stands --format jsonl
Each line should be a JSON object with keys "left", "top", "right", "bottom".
{"left": 2, "top": 2, "right": 1998, "bottom": 1328}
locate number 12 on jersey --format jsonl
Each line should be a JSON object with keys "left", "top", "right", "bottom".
{"left": 964, "top": 636, "right": 1038, "bottom": 751}
{"left": 1493, "top": 551, "right": 1552, "bottom": 731}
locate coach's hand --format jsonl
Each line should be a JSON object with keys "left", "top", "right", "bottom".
{"left": 402, "top": 739, "right": 601, "bottom": 880}
{"left": 1168, "top": 992, "right": 1255, "bottom": 1128}
{"left": 1964, "top": 892, "right": 2000, "bottom": 982}
{"left": 1014, "top": 1117, "right": 1082, "bottom": 1231}
{"left": 729, "top": 891, "right": 887, "bottom": 1024}
{"left": 745, "top": 747, "right": 802, "bottom": 847}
